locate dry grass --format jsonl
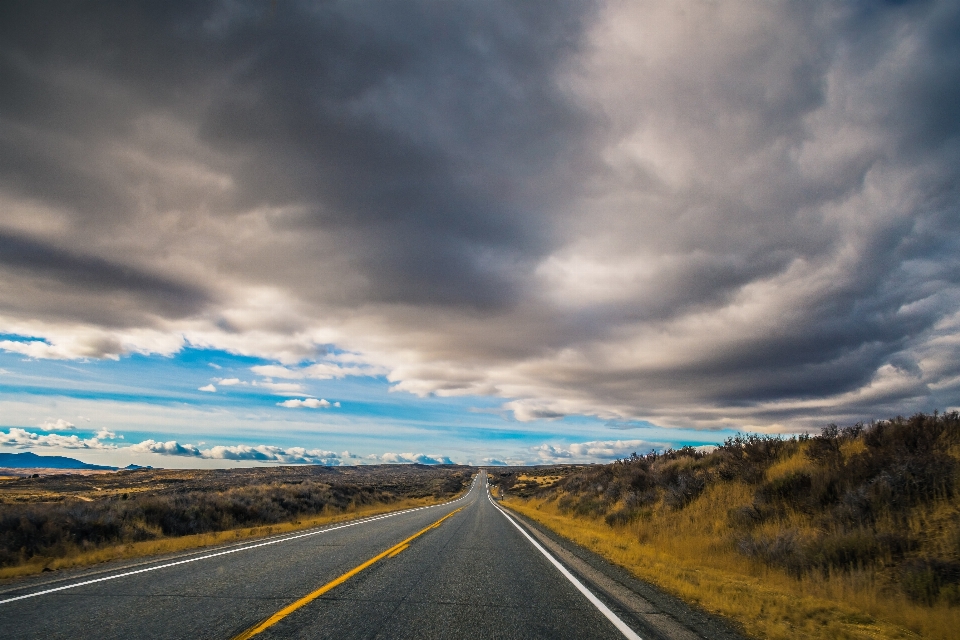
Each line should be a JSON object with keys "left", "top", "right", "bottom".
{"left": 498, "top": 414, "right": 960, "bottom": 639}
{"left": 1, "top": 465, "right": 474, "bottom": 578}
{"left": 0, "top": 495, "right": 447, "bottom": 581}
{"left": 517, "top": 474, "right": 563, "bottom": 486}
{"left": 504, "top": 492, "right": 960, "bottom": 639}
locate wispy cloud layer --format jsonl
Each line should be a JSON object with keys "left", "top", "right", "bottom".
{"left": 0, "top": 1, "right": 958, "bottom": 434}
{"left": 277, "top": 398, "right": 338, "bottom": 409}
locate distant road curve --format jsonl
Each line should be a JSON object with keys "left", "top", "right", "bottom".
{"left": 1, "top": 472, "right": 743, "bottom": 639}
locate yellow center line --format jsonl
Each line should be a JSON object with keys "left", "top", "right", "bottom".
{"left": 232, "top": 507, "right": 463, "bottom": 640}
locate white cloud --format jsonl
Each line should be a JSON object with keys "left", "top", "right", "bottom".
{"left": 95, "top": 428, "right": 121, "bottom": 440}
{"left": 130, "top": 439, "right": 202, "bottom": 456}
{"left": 256, "top": 380, "right": 306, "bottom": 395}
{"left": 126, "top": 438, "right": 454, "bottom": 466}
{"left": 251, "top": 362, "right": 385, "bottom": 380}
{"left": 128, "top": 439, "right": 347, "bottom": 465}
{"left": 217, "top": 377, "right": 242, "bottom": 386}
{"left": 277, "top": 398, "right": 332, "bottom": 409}
{"left": 533, "top": 439, "right": 668, "bottom": 463}
{"left": 38, "top": 418, "right": 76, "bottom": 431}
{"left": 0, "top": 428, "right": 118, "bottom": 450}
{"left": 198, "top": 384, "right": 217, "bottom": 392}
{"left": 503, "top": 401, "right": 567, "bottom": 423}
{"left": 0, "top": 327, "right": 184, "bottom": 361}
{"left": 368, "top": 452, "right": 454, "bottom": 465}
{"left": 0, "top": 339, "right": 109, "bottom": 360}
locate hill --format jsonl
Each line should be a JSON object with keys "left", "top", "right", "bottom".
{"left": 0, "top": 451, "right": 116, "bottom": 470}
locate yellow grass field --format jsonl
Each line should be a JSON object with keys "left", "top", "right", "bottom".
{"left": 516, "top": 474, "right": 563, "bottom": 486}
{"left": 504, "top": 487, "right": 960, "bottom": 640}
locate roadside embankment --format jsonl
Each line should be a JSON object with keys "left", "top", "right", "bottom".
{"left": 496, "top": 412, "right": 960, "bottom": 640}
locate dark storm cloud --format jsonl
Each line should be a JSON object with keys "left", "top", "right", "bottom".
{"left": 193, "top": 0, "right": 592, "bottom": 307}
{"left": 0, "top": 232, "right": 208, "bottom": 324}
{"left": 1, "top": 0, "right": 959, "bottom": 430}
{"left": 0, "top": 0, "right": 593, "bottom": 307}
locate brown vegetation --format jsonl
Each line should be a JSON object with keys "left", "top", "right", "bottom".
{"left": 0, "top": 464, "right": 472, "bottom": 578}
{"left": 498, "top": 412, "right": 960, "bottom": 639}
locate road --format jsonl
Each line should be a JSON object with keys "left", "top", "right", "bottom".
{"left": 0, "top": 472, "right": 742, "bottom": 639}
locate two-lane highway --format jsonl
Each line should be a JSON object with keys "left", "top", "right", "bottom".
{"left": 1, "top": 472, "right": 710, "bottom": 639}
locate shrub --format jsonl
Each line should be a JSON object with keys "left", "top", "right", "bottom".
{"left": 533, "top": 411, "right": 960, "bottom": 606}
{"left": 0, "top": 467, "right": 471, "bottom": 569}
{"left": 902, "top": 559, "right": 960, "bottom": 606}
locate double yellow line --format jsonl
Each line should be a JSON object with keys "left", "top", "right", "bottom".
{"left": 232, "top": 507, "right": 463, "bottom": 640}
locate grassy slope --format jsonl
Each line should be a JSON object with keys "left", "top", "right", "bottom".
{"left": 499, "top": 413, "right": 960, "bottom": 639}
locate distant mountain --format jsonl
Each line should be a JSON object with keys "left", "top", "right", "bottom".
{"left": 0, "top": 451, "right": 117, "bottom": 470}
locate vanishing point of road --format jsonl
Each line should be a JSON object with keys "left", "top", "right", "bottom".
{"left": 0, "top": 472, "right": 743, "bottom": 639}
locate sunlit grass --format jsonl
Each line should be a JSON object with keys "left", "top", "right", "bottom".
{"left": 516, "top": 474, "right": 563, "bottom": 486}
{"left": 504, "top": 490, "right": 960, "bottom": 639}
{"left": 495, "top": 414, "right": 960, "bottom": 640}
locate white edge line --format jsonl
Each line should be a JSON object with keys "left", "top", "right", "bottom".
{"left": 484, "top": 477, "right": 643, "bottom": 640}
{"left": 0, "top": 474, "right": 481, "bottom": 605}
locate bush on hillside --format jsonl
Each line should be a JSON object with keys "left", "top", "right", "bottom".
{"left": 518, "top": 412, "right": 960, "bottom": 606}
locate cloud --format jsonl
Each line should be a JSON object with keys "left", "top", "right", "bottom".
{"left": 251, "top": 362, "right": 385, "bottom": 381}
{"left": 0, "top": 232, "right": 209, "bottom": 329}
{"left": 256, "top": 381, "right": 306, "bottom": 395}
{"left": 129, "top": 439, "right": 202, "bottom": 457}
{"left": 0, "top": 338, "right": 125, "bottom": 361}
{"left": 0, "top": 428, "right": 117, "bottom": 450}
{"left": 217, "top": 378, "right": 242, "bottom": 386}
{"left": 277, "top": 398, "right": 332, "bottom": 409}
{"left": 503, "top": 401, "right": 567, "bottom": 423}
{"left": 127, "top": 438, "right": 454, "bottom": 465}
{"left": 0, "top": 1, "right": 958, "bottom": 433}
{"left": 198, "top": 384, "right": 217, "bottom": 392}
{"left": 533, "top": 440, "right": 669, "bottom": 463}
{"left": 127, "top": 439, "right": 351, "bottom": 465}
{"left": 203, "top": 444, "right": 341, "bottom": 464}
{"left": 369, "top": 453, "right": 455, "bottom": 465}
{"left": 39, "top": 418, "right": 75, "bottom": 431}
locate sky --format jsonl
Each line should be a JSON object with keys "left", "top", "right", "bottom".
{"left": 1, "top": 1, "right": 959, "bottom": 468}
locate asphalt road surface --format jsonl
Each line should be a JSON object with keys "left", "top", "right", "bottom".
{"left": 0, "top": 472, "right": 744, "bottom": 639}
